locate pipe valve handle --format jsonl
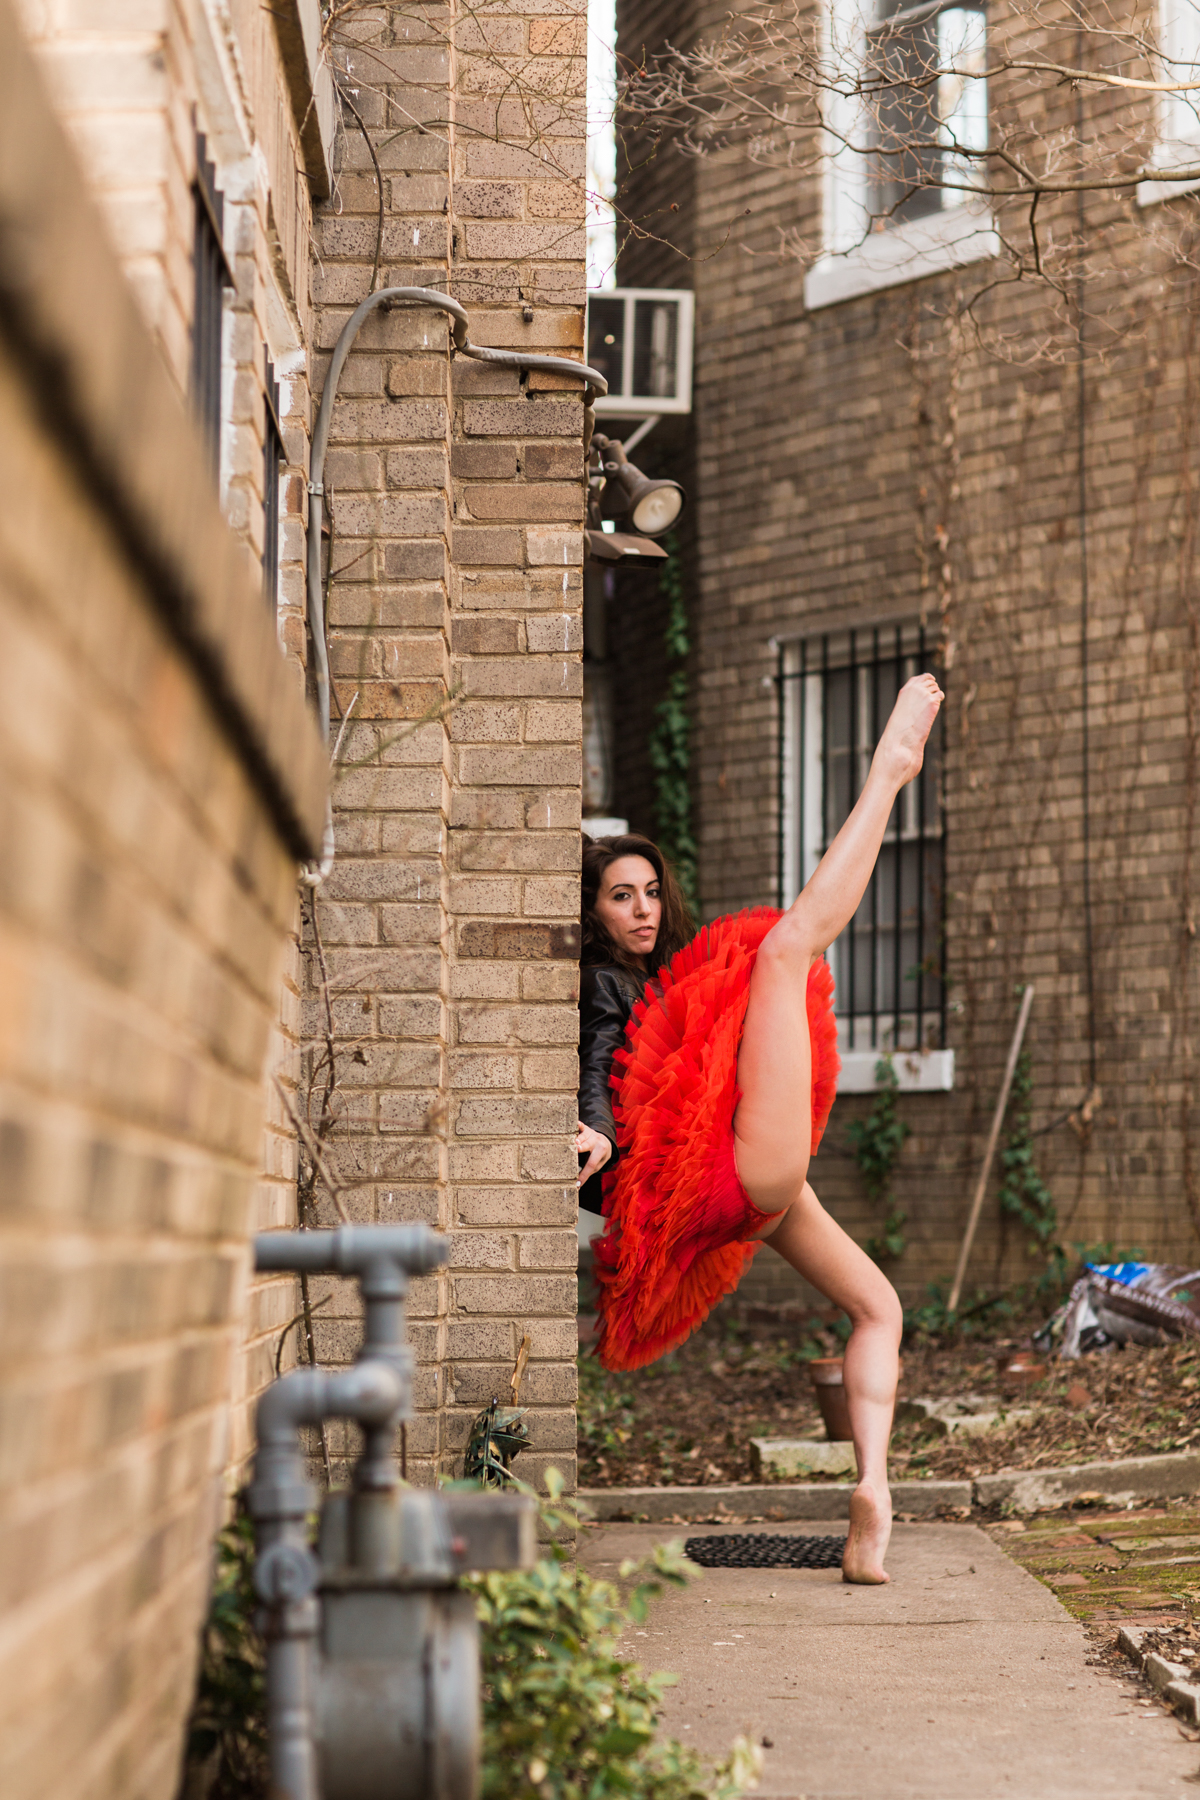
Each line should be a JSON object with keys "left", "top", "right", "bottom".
{"left": 254, "top": 1542, "right": 320, "bottom": 1606}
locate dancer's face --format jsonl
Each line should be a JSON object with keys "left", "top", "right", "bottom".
{"left": 593, "top": 856, "right": 662, "bottom": 967}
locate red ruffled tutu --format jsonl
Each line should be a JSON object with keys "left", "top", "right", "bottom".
{"left": 591, "top": 908, "right": 840, "bottom": 1372}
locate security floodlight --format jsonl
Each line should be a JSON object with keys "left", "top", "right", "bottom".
{"left": 584, "top": 433, "right": 686, "bottom": 567}
{"left": 585, "top": 528, "right": 668, "bottom": 566}
{"left": 594, "top": 437, "right": 686, "bottom": 539}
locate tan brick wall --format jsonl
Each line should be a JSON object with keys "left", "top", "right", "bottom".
{"left": 309, "top": 0, "right": 587, "bottom": 1488}
{"left": 19, "top": 0, "right": 319, "bottom": 404}
{"left": 0, "top": 357, "right": 299, "bottom": 1792}
{"left": 17, "top": 0, "right": 341, "bottom": 1474}
{"left": 0, "top": 9, "right": 325, "bottom": 1796}
{"left": 0, "top": 3, "right": 590, "bottom": 1789}
{"left": 614, "top": 0, "right": 1200, "bottom": 1296}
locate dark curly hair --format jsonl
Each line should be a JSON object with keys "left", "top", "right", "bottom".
{"left": 580, "top": 833, "right": 695, "bottom": 975}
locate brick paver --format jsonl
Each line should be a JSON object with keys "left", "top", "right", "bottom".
{"left": 986, "top": 1504, "right": 1200, "bottom": 1631}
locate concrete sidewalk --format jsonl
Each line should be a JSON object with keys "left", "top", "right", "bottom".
{"left": 581, "top": 1519, "right": 1199, "bottom": 1800}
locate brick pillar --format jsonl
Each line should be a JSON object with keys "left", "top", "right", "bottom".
{"left": 311, "top": 2, "right": 586, "bottom": 1488}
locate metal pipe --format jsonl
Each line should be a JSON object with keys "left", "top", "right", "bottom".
{"left": 258, "top": 1229, "right": 446, "bottom": 1501}
{"left": 250, "top": 1361, "right": 410, "bottom": 1547}
{"left": 255, "top": 1220, "right": 448, "bottom": 1278}
{"left": 257, "top": 1360, "right": 408, "bottom": 1449}
{"left": 306, "top": 286, "right": 607, "bottom": 748}
{"left": 249, "top": 1360, "right": 410, "bottom": 1800}
{"left": 264, "top": 1630, "right": 318, "bottom": 1800}
{"left": 253, "top": 1227, "right": 450, "bottom": 1496}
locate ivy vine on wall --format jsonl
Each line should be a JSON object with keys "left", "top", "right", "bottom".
{"left": 998, "top": 1049, "right": 1058, "bottom": 1260}
{"left": 847, "top": 1055, "right": 911, "bottom": 1262}
{"left": 647, "top": 534, "right": 698, "bottom": 910}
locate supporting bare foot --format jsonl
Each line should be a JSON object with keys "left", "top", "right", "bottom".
{"left": 842, "top": 1479, "right": 892, "bottom": 1585}
{"left": 872, "top": 672, "right": 944, "bottom": 790}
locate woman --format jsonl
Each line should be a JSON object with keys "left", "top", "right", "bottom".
{"left": 574, "top": 672, "right": 944, "bottom": 1583}
{"left": 576, "top": 832, "right": 694, "bottom": 1218}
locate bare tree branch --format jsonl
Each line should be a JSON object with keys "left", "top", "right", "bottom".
{"left": 612, "top": 0, "right": 1200, "bottom": 325}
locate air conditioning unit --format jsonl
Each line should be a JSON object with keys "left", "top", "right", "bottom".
{"left": 586, "top": 288, "right": 694, "bottom": 417}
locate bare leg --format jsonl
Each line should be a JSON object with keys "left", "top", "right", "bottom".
{"left": 733, "top": 673, "right": 943, "bottom": 1209}
{"left": 757, "top": 1191, "right": 902, "bottom": 1583}
{"left": 733, "top": 672, "right": 943, "bottom": 1582}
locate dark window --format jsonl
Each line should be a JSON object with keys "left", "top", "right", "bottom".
{"left": 191, "top": 133, "right": 234, "bottom": 472}
{"left": 262, "top": 351, "right": 283, "bottom": 605}
{"left": 866, "top": 0, "right": 987, "bottom": 223}
{"left": 586, "top": 294, "right": 625, "bottom": 394}
{"left": 778, "top": 622, "right": 945, "bottom": 1053}
{"left": 631, "top": 298, "right": 678, "bottom": 399}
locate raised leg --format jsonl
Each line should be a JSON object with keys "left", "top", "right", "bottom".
{"left": 732, "top": 671, "right": 943, "bottom": 1582}
{"left": 733, "top": 672, "right": 943, "bottom": 1211}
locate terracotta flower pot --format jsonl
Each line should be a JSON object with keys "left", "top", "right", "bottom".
{"left": 808, "top": 1357, "right": 853, "bottom": 1442}
{"left": 996, "top": 1347, "right": 1047, "bottom": 1397}
{"left": 999, "top": 1359, "right": 1047, "bottom": 1398}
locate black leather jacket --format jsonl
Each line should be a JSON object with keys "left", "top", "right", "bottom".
{"left": 578, "top": 962, "right": 646, "bottom": 1216}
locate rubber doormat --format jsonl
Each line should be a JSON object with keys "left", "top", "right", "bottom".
{"left": 684, "top": 1533, "right": 846, "bottom": 1569}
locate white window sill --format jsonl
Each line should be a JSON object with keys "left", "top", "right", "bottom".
{"left": 837, "top": 1049, "right": 955, "bottom": 1094}
{"left": 804, "top": 207, "right": 999, "bottom": 311}
{"left": 1137, "top": 149, "right": 1200, "bottom": 207}
{"left": 576, "top": 1047, "right": 954, "bottom": 1246}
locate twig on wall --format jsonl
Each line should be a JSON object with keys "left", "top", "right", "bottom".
{"left": 275, "top": 1076, "right": 352, "bottom": 1225}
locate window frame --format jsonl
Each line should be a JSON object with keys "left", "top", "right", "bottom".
{"left": 806, "top": 0, "right": 997, "bottom": 309}
{"left": 190, "top": 133, "right": 235, "bottom": 476}
{"left": 866, "top": 0, "right": 989, "bottom": 222}
{"left": 586, "top": 288, "right": 695, "bottom": 417}
{"left": 1138, "top": 0, "right": 1200, "bottom": 205}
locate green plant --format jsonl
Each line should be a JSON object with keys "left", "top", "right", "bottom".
{"left": 182, "top": 1512, "right": 267, "bottom": 1799}
{"left": 846, "top": 1055, "right": 911, "bottom": 1261}
{"left": 577, "top": 1346, "right": 640, "bottom": 1470}
{"left": 647, "top": 535, "right": 698, "bottom": 910}
{"left": 997, "top": 1050, "right": 1058, "bottom": 1262}
{"left": 903, "top": 1281, "right": 1014, "bottom": 1341}
{"left": 181, "top": 1476, "right": 758, "bottom": 1800}
{"left": 903, "top": 1238, "right": 1140, "bottom": 1344}
{"left": 470, "top": 1472, "right": 760, "bottom": 1800}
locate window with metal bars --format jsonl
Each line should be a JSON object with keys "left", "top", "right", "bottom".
{"left": 778, "top": 623, "right": 945, "bottom": 1054}
{"left": 191, "top": 134, "right": 234, "bottom": 473}
{"left": 262, "top": 351, "right": 283, "bottom": 605}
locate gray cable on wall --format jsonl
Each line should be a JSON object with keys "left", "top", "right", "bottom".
{"left": 301, "top": 286, "right": 606, "bottom": 882}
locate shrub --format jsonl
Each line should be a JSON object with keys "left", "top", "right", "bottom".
{"left": 470, "top": 1472, "right": 760, "bottom": 1800}
{"left": 181, "top": 1477, "right": 757, "bottom": 1800}
{"left": 180, "top": 1513, "right": 267, "bottom": 1800}
{"left": 847, "top": 1055, "right": 910, "bottom": 1262}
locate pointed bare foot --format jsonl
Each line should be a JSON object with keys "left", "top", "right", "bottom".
{"left": 872, "top": 672, "right": 944, "bottom": 790}
{"left": 842, "top": 1479, "right": 892, "bottom": 1585}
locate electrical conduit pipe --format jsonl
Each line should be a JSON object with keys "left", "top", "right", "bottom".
{"left": 303, "top": 288, "right": 607, "bottom": 880}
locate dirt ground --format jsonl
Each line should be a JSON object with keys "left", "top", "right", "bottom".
{"left": 577, "top": 1302, "right": 1200, "bottom": 1489}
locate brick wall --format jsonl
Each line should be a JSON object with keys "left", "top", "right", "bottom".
{"left": 17, "top": 0, "right": 347, "bottom": 1476}
{"left": 615, "top": 0, "right": 1200, "bottom": 1294}
{"left": 0, "top": 11, "right": 325, "bottom": 1796}
{"left": 309, "top": 0, "right": 588, "bottom": 1490}
{"left": 0, "top": 2, "right": 590, "bottom": 1786}
{"left": 19, "top": 0, "right": 324, "bottom": 402}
